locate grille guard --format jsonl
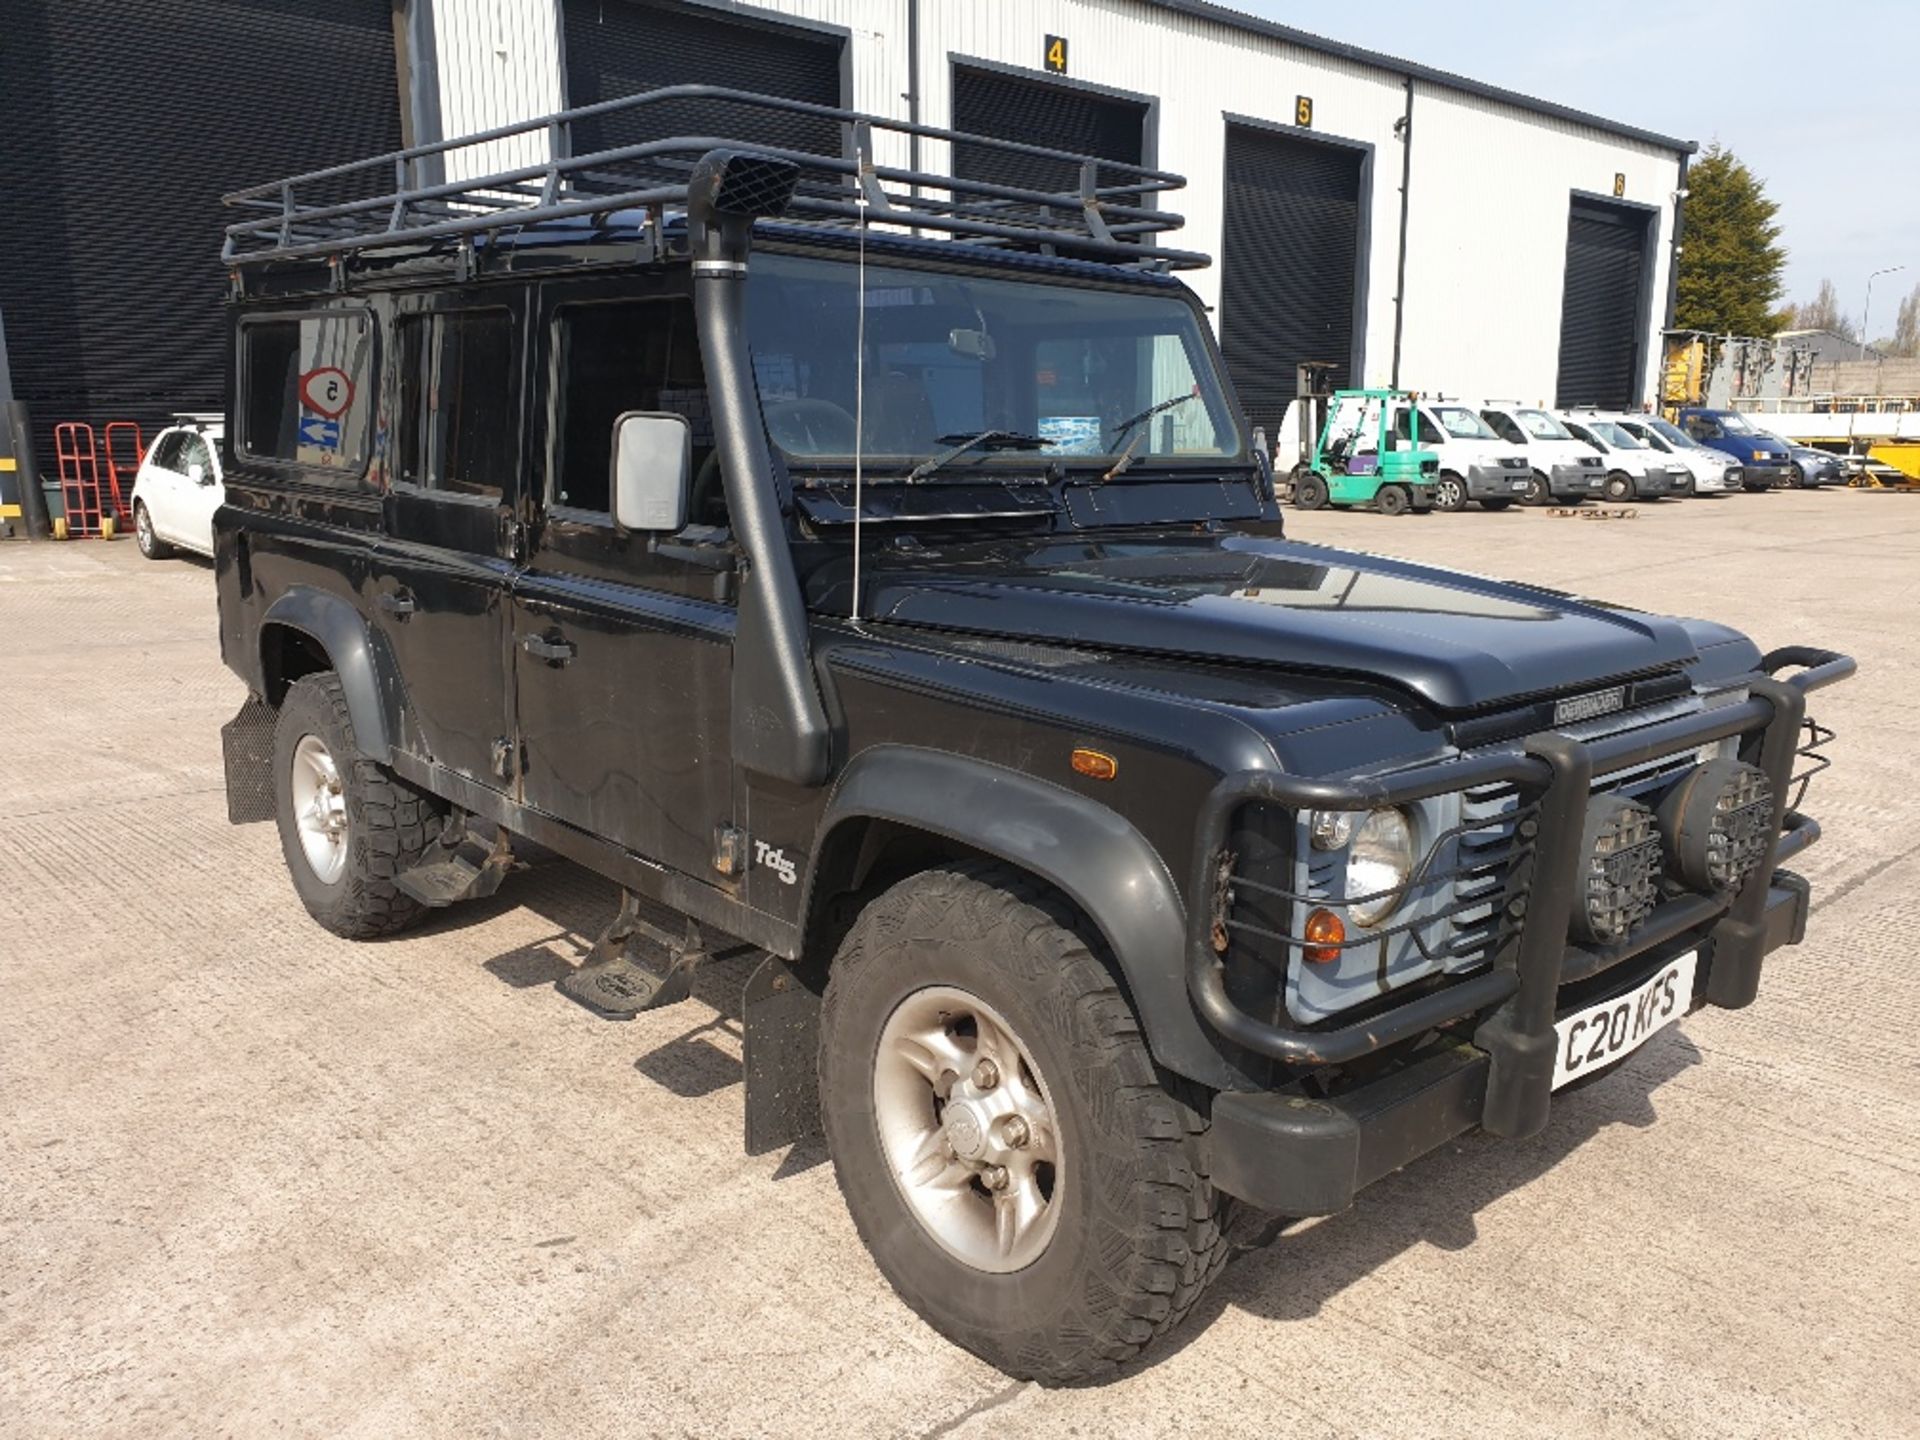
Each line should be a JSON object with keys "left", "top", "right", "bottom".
{"left": 1185, "top": 647, "right": 1854, "bottom": 1137}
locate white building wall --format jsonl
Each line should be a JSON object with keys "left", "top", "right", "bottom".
{"left": 423, "top": 0, "right": 1688, "bottom": 405}
{"left": 1398, "top": 80, "right": 1684, "bottom": 405}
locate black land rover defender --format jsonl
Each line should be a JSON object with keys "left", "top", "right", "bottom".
{"left": 212, "top": 89, "right": 1853, "bottom": 1383}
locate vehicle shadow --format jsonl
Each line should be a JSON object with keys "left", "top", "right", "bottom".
{"left": 1118, "top": 1032, "right": 1703, "bottom": 1380}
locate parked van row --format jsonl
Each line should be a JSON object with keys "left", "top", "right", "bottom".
{"left": 1277, "top": 389, "right": 1841, "bottom": 517}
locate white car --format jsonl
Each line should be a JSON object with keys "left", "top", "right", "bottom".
{"left": 131, "top": 417, "right": 225, "bottom": 559}
{"left": 1389, "top": 399, "right": 1534, "bottom": 512}
{"left": 1559, "top": 412, "right": 1680, "bottom": 501}
{"left": 1615, "top": 414, "right": 1740, "bottom": 495}
{"left": 1476, "top": 402, "right": 1607, "bottom": 504}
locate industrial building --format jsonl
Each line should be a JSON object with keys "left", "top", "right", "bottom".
{"left": 0, "top": 0, "right": 1692, "bottom": 512}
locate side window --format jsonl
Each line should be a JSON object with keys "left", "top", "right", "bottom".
{"left": 1482, "top": 411, "right": 1519, "bottom": 444}
{"left": 239, "top": 311, "right": 374, "bottom": 477}
{"left": 549, "top": 297, "right": 716, "bottom": 523}
{"left": 1567, "top": 422, "right": 1597, "bottom": 448}
{"left": 396, "top": 310, "right": 517, "bottom": 499}
{"left": 150, "top": 432, "right": 188, "bottom": 472}
{"left": 178, "top": 434, "right": 213, "bottom": 478}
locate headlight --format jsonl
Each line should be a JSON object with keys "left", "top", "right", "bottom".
{"left": 1346, "top": 807, "right": 1415, "bottom": 927}
{"left": 1752, "top": 448, "right": 1767, "bottom": 460}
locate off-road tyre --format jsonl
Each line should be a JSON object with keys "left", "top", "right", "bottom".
{"left": 1604, "top": 470, "right": 1636, "bottom": 502}
{"left": 1523, "top": 470, "right": 1553, "bottom": 506}
{"left": 272, "top": 671, "right": 445, "bottom": 939}
{"left": 819, "top": 863, "right": 1232, "bottom": 1385}
{"left": 1294, "top": 471, "right": 1330, "bottom": 510}
{"left": 1433, "top": 473, "right": 1468, "bottom": 512}
{"left": 133, "top": 501, "right": 174, "bottom": 560}
{"left": 1376, "top": 483, "right": 1411, "bottom": 516}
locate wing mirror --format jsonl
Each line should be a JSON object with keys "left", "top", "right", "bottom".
{"left": 187, "top": 462, "right": 210, "bottom": 485}
{"left": 948, "top": 327, "right": 996, "bottom": 361}
{"left": 610, "top": 412, "right": 691, "bottom": 532}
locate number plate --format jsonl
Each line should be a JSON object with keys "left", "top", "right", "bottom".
{"left": 1552, "top": 951, "right": 1697, "bottom": 1089}
{"left": 1511, "top": 479, "right": 1530, "bottom": 491}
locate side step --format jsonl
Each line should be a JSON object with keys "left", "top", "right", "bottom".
{"left": 558, "top": 889, "right": 710, "bottom": 1020}
{"left": 395, "top": 814, "right": 515, "bottom": 907}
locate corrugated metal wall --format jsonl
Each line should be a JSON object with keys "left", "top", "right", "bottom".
{"left": 420, "top": 0, "right": 1686, "bottom": 408}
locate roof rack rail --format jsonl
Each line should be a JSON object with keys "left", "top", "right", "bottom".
{"left": 222, "top": 84, "right": 1206, "bottom": 272}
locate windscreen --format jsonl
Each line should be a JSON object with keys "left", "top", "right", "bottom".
{"left": 744, "top": 251, "right": 1240, "bottom": 466}
{"left": 1515, "top": 409, "right": 1572, "bottom": 440}
{"left": 1588, "top": 420, "right": 1642, "bottom": 448}
{"left": 1645, "top": 418, "right": 1699, "bottom": 448}
{"left": 1719, "top": 412, "right": 1756, "bottom": 434}
{"left": 1431, "top": 405, "right": 1496, "bottom": 439}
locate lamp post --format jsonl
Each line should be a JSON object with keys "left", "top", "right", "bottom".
{"left": 1861, "top": 265, "right": 1904, "bottom": 361}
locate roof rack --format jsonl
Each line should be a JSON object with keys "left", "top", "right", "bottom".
{"left": 222, "top": 84, "right": 1206, "bottom": 272}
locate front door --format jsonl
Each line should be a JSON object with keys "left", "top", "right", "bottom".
{"left": 510, "top": 277, "right": 737, "bottom": 884}
{"left": 371, "top": 289, "right": 526, "bottom": 788}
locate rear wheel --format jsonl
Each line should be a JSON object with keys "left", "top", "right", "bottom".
{"left": 820, "top": 864, "right": 1230, "bottom": 1384}
{"left": 1433, "top": 473, "right": 1468, "bottom": 512}
{"left": 1375, "top": 483, "right": 1411, "bottom": 516}
{"left": 1523, "top": 470, "right": 1553, "bottom": 506}
{"left": 272, "top": 671, "right": 446, "bottom": 939}
{"left": 134, "top": 501, "right": 173, "bottom": 560}
{"left": 1294, "top": 472, "right": 1330, "bottom": 510}
{"left": 1604, "top": 471, "right": 1636, "bottom": 502}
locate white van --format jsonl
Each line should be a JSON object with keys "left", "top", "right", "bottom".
{"left": 1476, "top": 403, "right": 1606, "bottom": 504}
{"left": 1388, "top": 399, "right": 1535, "bottom": 512}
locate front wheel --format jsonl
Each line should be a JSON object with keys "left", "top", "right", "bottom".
{"left": 272, "top": 672, "right": 446, "bottom": 938}
{"left": 1433, "top": 473, "right": 1468, "bottom": 512}
{"left": 1523, "top": 470, "right": 1553, "bottom": 506}
{"left": 1604, "top": 471, "right": 1636, "bottom": 502}
{"left": 134, "top": 501, "right": 174, "bottom": 560}
{"left": 1375, "top": 483, "right": 1411, "bottom": 516}
{"left": 1790, "top": 462, "right": 1809, "bottom": 489}
{"left": 1294, "top": 471, "right": 1330, "bottom": 510}
{"left": 820, "top": 864, "right": 1230, "bottom": 1384}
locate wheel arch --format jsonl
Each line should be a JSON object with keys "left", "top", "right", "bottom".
{"left": 258, "top": 586, "right": 404, "bottom": 763}
{"left": 801, "top": 746, "right": 1245, "bottom": 1090}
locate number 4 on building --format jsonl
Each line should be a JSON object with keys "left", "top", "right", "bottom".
{"left": 1045, "top": 35, "right": 1068, "bottom": 74}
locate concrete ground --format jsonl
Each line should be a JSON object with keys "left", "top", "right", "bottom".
{"left": 2, "top": 490, "right": 1916, "bottom": 1440}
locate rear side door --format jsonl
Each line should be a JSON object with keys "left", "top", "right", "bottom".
{"left": 509, "top": 276, "right": 737, "bottom": 884}
{"left": 173, "top": 430, "right": 222, "bottom": 552}
{"left": 136, "top": 429, "right": 189, "bottom": 543}
{"left": 371, "top": 289, "right": 526, "bottom": 789}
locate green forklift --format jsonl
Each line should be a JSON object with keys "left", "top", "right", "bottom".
{"left": 1285, "top": 372, "right": 1439, "bottom": 516}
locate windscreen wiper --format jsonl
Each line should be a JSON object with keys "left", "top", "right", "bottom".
{"left": 905, "top": 429, "right": 1052, "bottom": 484}
{"left": 1100, "top": 390, "right": 1197, "bottom": 482}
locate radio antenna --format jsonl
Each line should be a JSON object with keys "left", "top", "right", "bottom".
{"left": 850, "top": 142, "right": 871, "bottom": 624}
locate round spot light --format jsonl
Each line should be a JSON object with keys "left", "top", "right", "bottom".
{"left": 1657, "top": 759, "right": 1775, "bottom": 894}
{"left": 1571, "top": 794, "right": 1663, "bottom": 945}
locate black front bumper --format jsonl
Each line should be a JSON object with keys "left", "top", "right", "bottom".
{"left": 1208, "top": 871, "right": 1810, "bottom": 1216}
{"left": 1187, "top": 647, "right": 1854, "bottom": 1215}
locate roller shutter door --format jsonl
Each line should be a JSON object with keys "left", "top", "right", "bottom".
{"left": 1556, "top": 199, "right": 1651, "bottom": 410}
{"left": 561, "top": 0, "right": 844, "bottom": 160}
{"left": 0, "top": 0, "right": 401, "bottom": 471}
{"left": 1218, "top": 126, "right": 1364, "bottom": 441}
{"left": 950, "top": 65, "right": 1147, "bottom": 206}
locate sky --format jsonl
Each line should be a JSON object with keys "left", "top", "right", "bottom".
{"left": 1227, "top": 0, "right": 1920, "bottom": 337}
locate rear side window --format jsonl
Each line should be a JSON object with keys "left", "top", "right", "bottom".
{"left": 396, "top": 310, "right": 517, "bottom": 499}
{"left": 239, "top": 312, "right": 374, "bottom": 475}
{"left": 549, "top": 297, "right": 712, "bottom": 518}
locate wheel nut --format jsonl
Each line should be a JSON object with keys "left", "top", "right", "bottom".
{"left": 1003, "top": 1116, "right": 1030, "bottom": 1149}
{"left": 982, "top": 1165, "right": 1010, "bottom": 1191}
{"left": 972, "top": 1059, "right": 999, "bottom": 1090}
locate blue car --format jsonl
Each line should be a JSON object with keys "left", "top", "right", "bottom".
{"left": 1676, "top": 408, "right": 1793, "bottom": 491}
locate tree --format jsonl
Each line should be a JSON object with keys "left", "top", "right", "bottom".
{"left": 1890, "top": 284, "right": 1920, "bottom": 358}
{"left": 1781, "top": 278, "right": 1856, "bottom": 340}
{"left": 1674, "top": 144, "right": 1787, "bottom": 337}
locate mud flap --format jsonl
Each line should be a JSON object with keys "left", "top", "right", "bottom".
{"left": 742, "top": 955, "right": 821, "bottom": 1156}
{"left": 221, "top": 696, "right": 277, "bottom": 824}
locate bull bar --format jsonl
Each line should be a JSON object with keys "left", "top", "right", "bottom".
{"left": 1188, "top": 649, "right": 1854, "bottom": 1212}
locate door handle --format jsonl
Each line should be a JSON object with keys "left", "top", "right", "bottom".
{"left": 378, "top": 590, "right": 416, "bottom": 619}
{"left": 521, "top": 633, "right": 575, "bottom": 665}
